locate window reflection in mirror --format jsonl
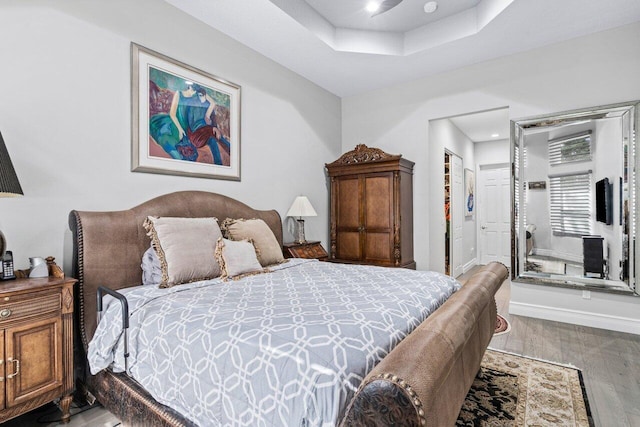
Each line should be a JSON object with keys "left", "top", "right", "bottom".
{"left": 511, "top": 101, "right": 639, "bottom": 295}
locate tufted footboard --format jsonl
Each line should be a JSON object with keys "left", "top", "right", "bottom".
{"left": 341, "top": 262, "right": 508, "bottom": 426}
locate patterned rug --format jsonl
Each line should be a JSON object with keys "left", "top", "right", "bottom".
{"left": 494, "top": 314, "right": 511, "bottom": 335}
{"left": 456, "top": 349, "right": 594, "bottom": 426}
{"left": 526, "top": 259, "right": 566, "bottom": 275}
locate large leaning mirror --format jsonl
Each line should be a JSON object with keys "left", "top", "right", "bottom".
{"left": 512, "top": 101, "right": 639, "bottom": 295}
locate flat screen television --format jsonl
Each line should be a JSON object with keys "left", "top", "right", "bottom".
{"left": 596, "top": 177, "right": 613, "bottom": 225}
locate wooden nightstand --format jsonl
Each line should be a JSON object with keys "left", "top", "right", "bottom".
{"left": 0, "top": 276, "right": 76, "bottom": 424}
{"left": 283, "top": 241, "right": 328, "bottom": 261}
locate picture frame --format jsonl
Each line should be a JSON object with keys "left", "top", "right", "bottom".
{"left": 131, "top": 43, "right": 241, "bottom": 180}
{"left": 528, "top": 181, "right": 546, "bottom": 190}
{"left": 464, "top": 168, "right": 474, "bottom": 217}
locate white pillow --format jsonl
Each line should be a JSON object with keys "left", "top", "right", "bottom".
{"left": 141, "top": 246, "right": 162, "bottom": 286}
{"left": 220, "top": 218, "right": 284, "bottom": 267}
{"left": 214, "top": 237, "right": 266, "bottom": 280}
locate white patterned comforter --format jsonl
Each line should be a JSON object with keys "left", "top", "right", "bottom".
{"left": 88, "top": 259, "right": 461, "bottom": 427}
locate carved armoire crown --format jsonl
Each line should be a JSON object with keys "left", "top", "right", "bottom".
{"left": 325, "top": 145, "right": 415, "bottom": 269}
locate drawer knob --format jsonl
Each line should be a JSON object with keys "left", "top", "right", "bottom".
{"left": 0, "top": 309, "right": 11, "bottom": 319}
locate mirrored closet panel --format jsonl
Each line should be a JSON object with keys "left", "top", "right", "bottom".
{"left": 512, "top": 101, "right": 639, "bottom": 294}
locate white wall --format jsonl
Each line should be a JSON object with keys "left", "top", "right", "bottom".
{"left": 591, "top": 118, "right": 624, "bottom": 280}
{"left": 429, "top": 118, "right": 477, "bottom": 274}
{"left": 475, "top": 139, "right": 509, "bottom": 166}
{"left": 523, "top": 132, "right": 552, "bottom": 252}
{"left": 342, "top": 22, "right": 640, "bottom": 331}
{"left": 0, "top": 0, "right": 342, "bottom": 272}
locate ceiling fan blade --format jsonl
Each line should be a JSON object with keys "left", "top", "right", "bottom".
{"left": 371, "top": 0, "right": 403, "bottom": 17}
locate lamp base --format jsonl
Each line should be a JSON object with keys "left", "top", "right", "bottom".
{"left": 295, "top": 219, "right": 307, "bottom": 244}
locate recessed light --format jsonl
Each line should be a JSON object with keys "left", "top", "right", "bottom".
{"left": 491, "top": 133, "right": 500, "bottom": 138}
{"left": 366, "top": 2, "right": 380, "bottom": 13}
{"left": 424, "top": 1, "right": 438, "bottom": 14}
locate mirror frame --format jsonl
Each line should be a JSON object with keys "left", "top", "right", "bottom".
{"left": 511, "top": 100, "right": 640, "bottom": 296}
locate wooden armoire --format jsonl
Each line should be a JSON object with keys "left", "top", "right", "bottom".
{"left": 325, "top": 144, "right": 415, "bottom": 269}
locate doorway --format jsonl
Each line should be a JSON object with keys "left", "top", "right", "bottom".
{"left": 445, "top": 153, "right": 450, "bottom": 274}
{"left": 445, "top": 151, "right": 464, "bottom": 277}
{"left": 431, "top": 107, "right": 509, "bottom": 276}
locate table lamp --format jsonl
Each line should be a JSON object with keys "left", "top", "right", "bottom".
{"left": 286, "top": 196, "right": 317, "bottom": 244}
{"left": 0, "top": 131, "right": 24, "bottom": 257}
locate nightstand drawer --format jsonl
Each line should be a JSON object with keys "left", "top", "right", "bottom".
{"left": 0, "top": 291, "right": 61, "bottom": 323}
{"left": 284, "top": 241, "right": 328, "bottom": 260}
{"left": 296, "top": 245, "right": 326, "bottom": 258}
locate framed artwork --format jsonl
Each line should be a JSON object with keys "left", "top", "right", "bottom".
{"left": 528, "top": 181, "right": 546, "bottom": 190}
{"left": 131, "top": 43, "right": 241, "bottom": 180}
{"left": 465, "top": 168, "right": 474, "bottom": 217}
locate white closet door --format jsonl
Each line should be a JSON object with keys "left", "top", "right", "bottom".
{"left": 478, "top": 164, "right": 511, "bottom": 265}
{"left": 452, "top": 154, "right": 464, "bottom": 277}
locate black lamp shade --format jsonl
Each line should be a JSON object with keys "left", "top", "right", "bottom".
{"left": 0, "top": 132, "right": 23, "bottom": 197}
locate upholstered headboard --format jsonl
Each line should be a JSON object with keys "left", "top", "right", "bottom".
{"left": 69, "top": 191, "right": 283, "bottom": 352}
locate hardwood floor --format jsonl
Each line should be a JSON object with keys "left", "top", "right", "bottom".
{"left": 6, "top": 266, "right": 640, "bottom": 426}
{"left": 1, "top": 400, "right": 119, "bottom": 427}
{"left": 472, "top": 267, "right": 640, "bottom": 427}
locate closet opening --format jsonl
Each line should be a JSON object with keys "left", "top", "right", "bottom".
{"left": 444, "top": 152, "right": 451, "bottom": 275}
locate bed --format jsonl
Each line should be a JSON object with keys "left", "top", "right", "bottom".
{"left": 69, "top": 190, "right": 508, "bottom": 426}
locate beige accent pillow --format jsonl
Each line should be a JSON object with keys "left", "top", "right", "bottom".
{"left": 214, "top": 237, "right": 266, "bottom": 280}
{"left": 220, "top": 218, "right": 284, "bottom": 267}
{"left": 143, "top": 216, "right": 222, "bottom": 288}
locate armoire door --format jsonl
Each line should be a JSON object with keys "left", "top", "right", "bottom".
{"left": 5, "top": 316, "right": 63, "bottom": 408}
{"left": 0, "top": 331, "right": 4, "bottom": 411}
{"left": 363, "top": 173, "right": 394, "bottom": 264}
{"left": 335, "top": 175, "right": 362, "bottom": 261}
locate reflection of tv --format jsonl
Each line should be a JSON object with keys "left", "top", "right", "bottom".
{"left": 596, "top": 178, "right": 613, "bottom": 225}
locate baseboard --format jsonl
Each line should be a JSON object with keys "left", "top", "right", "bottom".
{"left": 509, "top": 301, "right": 640, "bottom": 335}
{"left": 533, "top": 248, "right": 553, "bottom": 257}
{"left": 532, "top": 248, "right": 582, "bottom": 264}
{"left": 463, "top": 258, "right": 477, "bottom": 273}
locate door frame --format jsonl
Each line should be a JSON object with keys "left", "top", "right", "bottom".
{"left": 444, "top": 152, "right": 451, "bottom": 275}
{"left": 446, "top": 150, "right": 464, "bottom": 277}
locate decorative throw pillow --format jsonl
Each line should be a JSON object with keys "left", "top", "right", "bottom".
{"left": 143, "top": 216, "right": 222, "bottom": 288}
{"left": 214, "top": 237, "right": 266, "bottom": 280}
{"left": 141, "top": 246, "right": 162, "bottom": 286}
{"left": 220, "top": 218, "right": 284, "bottom": 267}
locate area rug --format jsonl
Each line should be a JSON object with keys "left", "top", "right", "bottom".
{"left": 456, "top": 349, "right": 593, "bottom": 427}
{"left": 494, "top": 314, "right": 511, "bottom": 335}
{"left": 526, "top": 259, "right": 566, "bottom": 275}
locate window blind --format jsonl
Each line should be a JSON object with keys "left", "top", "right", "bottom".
{"left": 549, "top": 171, "right": 592, "bottom": 237}
{"left": 549, "top": 132, "right": 592, "bottom": 165}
